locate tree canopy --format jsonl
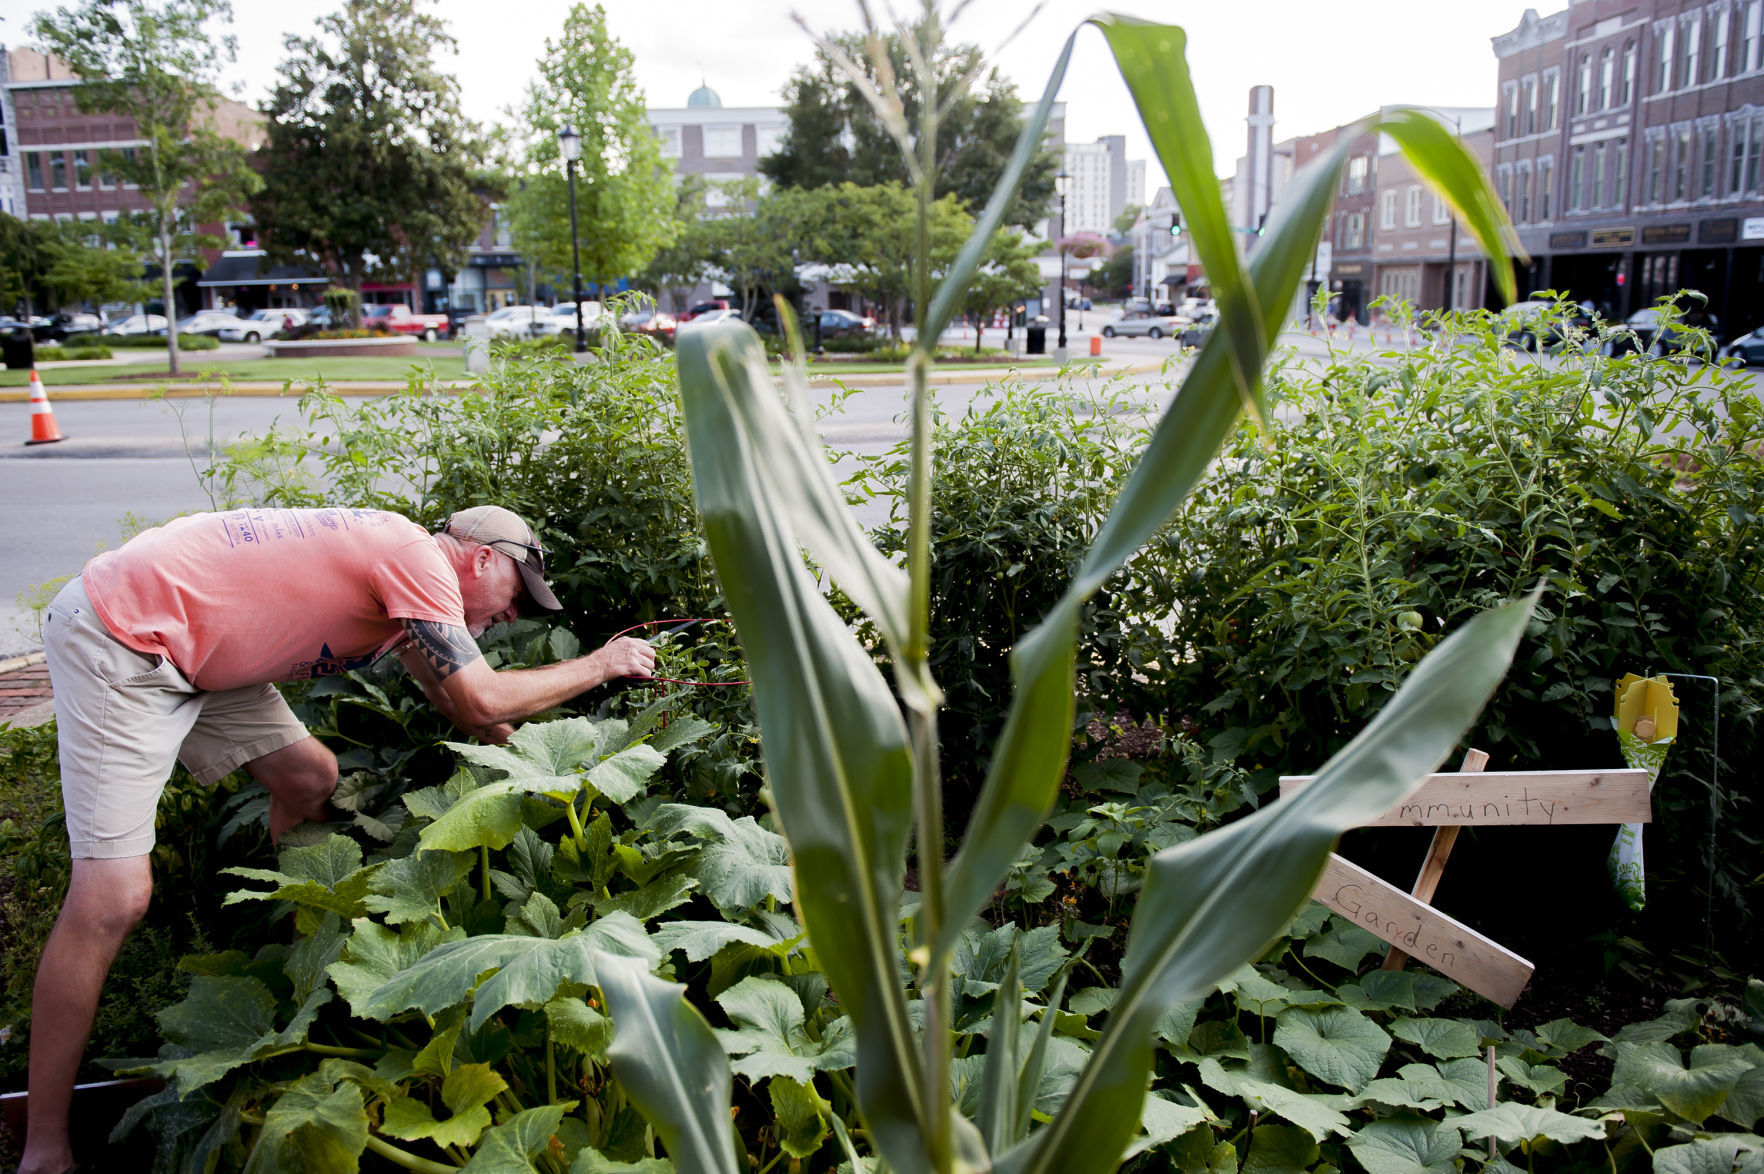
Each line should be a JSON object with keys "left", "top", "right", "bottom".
{"left": 760, "top": 22, "right": 1058, "bottom": 231}
{"left": 500, "top": 3, "right": 676, "bottom": 291}
{"left": 31, "top": 0, "right": 261, "bottom": 372}
{"left": 252, "top": 0, "right": 484, "bottom": 322}
{"left": 794, "top": 182, "right": 972, "bottom": 340}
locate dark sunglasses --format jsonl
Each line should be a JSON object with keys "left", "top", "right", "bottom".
{"left": 487, "top": 538, "right": 547, "bottom": 573}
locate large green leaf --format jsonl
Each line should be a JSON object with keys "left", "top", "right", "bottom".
{"left": 1344, "top": 1116, "right": 1463, "bottom": 1174}
{"left": 770, "top": 1076, "right": 832, "bottom": 1161}
{"left": 362, "top": 849, "right": 471, "bottom": 927}
{"left": 649, "top": 920, "right": 780, "bottom": 963}
{"left": 597, "top": 952, "right": 739, "bottom": 1174}
{"left": 1273, "top": 1007, "right": 1392, "bottom": 1093}
{"left": 460, "top": 1104, "right": 571, "bottom": 1174}
{"left": 328, "top": 918, "right": 466, "bottom": 1019}
{"left": 649, "top": 804, "right": 793, "bottom": 914}
{"left": 1651, "top": 1136, "right": 1764, "bottom": 1174}
{"left": 380, "top": 1063, "right": 506, "bottom": 1149}
{"left": 1451, "top": 1102, "right": 1606, "bottom": 1146}
{"left": 1611, "top": 1040, "right": 1753, "bottom": 1123}
{"left": 677, "top": 318, "right": 928, "bottom": 1166}
{"left": 223, "top": 835, "right": 379, "bottom": 918}
{"left": 242, "top": 1072, "right": 367, "bottom": 1174}
{"left": 713, "top": 976, "right": 849, "bottom": 1083}
{"left": 997, "top": 594, "right": 1534, "bottom": 1174}
{"left": 1389, "top": 1017, "right": 1482, "bottom": 1060}
{"left": 360, "top": 915, "right": 658, "bottom": 1031}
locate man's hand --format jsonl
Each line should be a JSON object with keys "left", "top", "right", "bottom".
{"left": 472, "top": 722, "right": 515, "bottom": 745}
{"left": 595, "top": 636, "right": 657, "bottom": 680}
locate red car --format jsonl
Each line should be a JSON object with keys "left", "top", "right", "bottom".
{"left": 678, "top": 299, "right": 729, "bottom": 323}
{"left": 362, "top": 303, "right": 451, "bottom": 341}
{"left": 620, "top": 309, "right": 678, "bottom": 341}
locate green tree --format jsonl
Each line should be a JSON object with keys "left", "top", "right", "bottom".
{"left": 1094, "top": 241, "right": 1134, "bottom": 299}
{"left": 798, "top": 181, "right": 971, "bottom": 341}
{"left": 502, "top": 3, "right": 675, "bottom": 295}
{"left": 760, "top": 21, "right": 1058, "bottom": 231}
{"left": 252, "top": 0, "right": 484, "bottom": 327}
{"left": 43, "top": 222, "right": 153, "bottom": 309}
{"left": 958, "top": 228, "right": 1042, "bottom": 352}
{"left": 0, "top": 213, "right": 54, "bottom": 315}
{"left": 30, "top": 0, "right": 262, "bottom": 373}
{"left": 1112, "top": 203, "right": 1142, "bottom": 234}
{"left": 638, "top": 173, "right": 709, "bottom": 312}
{"left": 698, "top": 180, "right": 802, "bottom": 321}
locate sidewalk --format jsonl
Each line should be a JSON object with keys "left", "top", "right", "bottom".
{"left": 0, "top": 652, "right": 52, "bottom": 729}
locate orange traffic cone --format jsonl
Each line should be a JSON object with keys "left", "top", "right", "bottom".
{"left": 24, "top": 370, "right": 63, "bottom": 446}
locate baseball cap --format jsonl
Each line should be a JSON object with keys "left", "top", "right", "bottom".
{"left": 443, "top": 505, "right": 563, "bottom": 611}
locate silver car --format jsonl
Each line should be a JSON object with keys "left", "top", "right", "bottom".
{"left": 1100, "top": 310, "right": 1191, "bottom": 339}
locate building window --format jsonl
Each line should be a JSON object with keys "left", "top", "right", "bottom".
{"left": 1380, "top": 189, "right": 1396, "bottom": 230}
{"left": 98, "top": 152, "right": 116, "bottom": 189}
{"left": 755, "top": 125, "right": 784, "bottom": 157}
{"left": 1599, "top": 47, "right": 1614, "bottom": 108}
{"left": 1341, "top": 212, "right": 1364, "bottom": 249}
{"left": 1540, "top": 157, "right": 1553, "bottom": 219}
{"left": 654, "top": 126, "right": 682, "bottom": 157}
{"left": 1659, "top": 24, "right": 1675, "bottom": 91}
{"left": 1545, "top": 70, "right": 1560, "bottom": 128}
{"left": 1621, "top": 39, "right": 1636, "bottom": 104}
{"left": 1614, "top": 140, "right": 1628, "bottom": 206}
{"left": 1432, "top": 192, "right": 1450, "bottom": 224}
{"left": 1714, "top": 8, "right": 1731, "bottom": 80}
{"left": 1577, "top": 53, "right": 1592, "bottom": 114}
{"left": 1404, "top": 185, "right": 1421, "bottom": 226}
{"left": 1346, "top": 155, "right": 1368, "bottom": 194}
{"left": 1518, "top": 168, "right": 1531, "bottom": 222}
{"left": 49, "top": 153, "right": 66, "bottom": 190}
{"left": 702, "top": 125, "right": 743, "bottom": 157}
{"left": 1674, "top": 127, "right": 1692, "bottom": 199}
{"left": 1734, "top": 114, "right": 1764, "bottom": 193}
{"left": 1703, "top": 126, "right": 1719, "bottom": 196}
{"left": 1749, "top": 1, "right": 1764, "bottom": 72}
{"left": 1592, "top": 142, "right": 1606, "bottom": 207}
{"left": 1524, "top": 77, "right": 1537, "bottom": 134}
{"left": 1648, "top": 136, "right": 1665, "bottom": 201}
{"left": 73, "top": 150, "right": 90, "bottom": 189}
{"left": 25, "top": 153, "right": 42, "bottom": 191}
{"left": 1570, "top": 147, "right": 1585, "bottom": 211}
{"left": 1684, "top": 17, "right": 1701, "bottom": 87}
{"left": 1506, "top": 83, "right": 1521, "bottom": 137}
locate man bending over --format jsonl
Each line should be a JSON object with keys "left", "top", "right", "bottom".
{"left": 18, "top": 505, "right": 654, "bottom": 1174}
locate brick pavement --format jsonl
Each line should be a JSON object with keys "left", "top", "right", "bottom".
{"left": 0, "top": 652, "right": 52, "bottom": 727}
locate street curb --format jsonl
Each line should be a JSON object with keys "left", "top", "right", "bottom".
{"left": 0, "top": 360, "right": 1174, "bottom": 401}
{"left": 0, "top": 651, "right": 45, "bottom": 675}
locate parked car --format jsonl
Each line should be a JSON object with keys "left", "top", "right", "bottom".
{"left": 362, "top": 302, "right": 451, "bottom": 340}
{"left": 1604, "top": 305, "right": 1720, "bottom": 357}
{"left": 219, "top": 308, "right": 307, "bottom": 343}
{"left": 56, "top": 312, "right": 103, "bottom": 335}
{"left": 1100, "top": 309, "right": 1191, "bottom": 339}
{"left": 531, "top": 302, "right": 608, "bottom": 338}
{"left": 686, "top": 308, "right": 743, "bottom": 326}
{"left": 1719, "top": 325, "right": 1764, "bottom": 366}
{"left": 104, "top": 313, "right": 171, "bottom": 336}
{"left": 1495, "top": 298, "right": 1592, "bottom": 351}
{"left": 1064, "top": 294, "right": 1093, "bottom": 310}
{"left": 679, "top": 298, "right": 730, "bottom": 322}
{"left": 176, "top": 310, "right": 244, "bottom": 336}
{"left": 816, "top": 308, "right": 874, "bottom": 338}
{"left": 482, "top": 305, "right": 547, "bottom": 338}
{"left": 619, "top": 308, "right": 678, "bottom": 342}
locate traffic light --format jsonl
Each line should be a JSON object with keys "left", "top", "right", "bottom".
{"left": 1169, "top": 215, "right": 1183, "bottom": 237}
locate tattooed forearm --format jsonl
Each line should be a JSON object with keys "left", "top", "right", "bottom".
{"left": 404, "top": 619, "right": 481, "bottom": 681}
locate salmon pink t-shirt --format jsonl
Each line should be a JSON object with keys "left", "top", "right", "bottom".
{"left": 83, "top": 508, "right": 464, "bottom": 691}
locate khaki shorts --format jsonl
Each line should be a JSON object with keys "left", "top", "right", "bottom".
{"left": 42, "top": 576, "right": 309, "bottom": 859}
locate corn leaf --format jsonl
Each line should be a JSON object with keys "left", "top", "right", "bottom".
{"left": 997, "top": 594, "right": 1536, "bottom": 1174}
{"left": 676, "top": 318, "right": 930, "bottom": 1167}
{"left": 597, "top": 953, "right": 739, "bottom": 1174}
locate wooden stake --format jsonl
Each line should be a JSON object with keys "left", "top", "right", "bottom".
{"left": 1384, "top": 748, "right": 1489, "bottom": 971}
{"left": 1487, "top": 1044, "right": 1498, "bottom": 1160}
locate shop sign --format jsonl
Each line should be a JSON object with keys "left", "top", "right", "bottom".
{"left": 1699, "top": 218, "right": 1739, "bottom": 244}
{"left": 1548, "top": 231, "right": 1588, "bottom": 249}
{"left": 469, "top": 251, "right": 521, "bottom": 268}
{"left": 1591, "top": 227, "right": 1636, "bottom": 247}
{"left": 1743, "top": 217, "right": 1764, "bottom": 241}
{"left": 1641, "top": 224, "right": 1691, "bottom": 244}
{"left": 1334, "top": 263, "right": 1365, "bottom": 275}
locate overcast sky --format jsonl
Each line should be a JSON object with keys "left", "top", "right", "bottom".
{"left": 0, "top": 0, "right": 1548, "bottom": 194}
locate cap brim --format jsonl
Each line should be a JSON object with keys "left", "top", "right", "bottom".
{"left": 517, "top": 558, "right": 563, "bottom": 611}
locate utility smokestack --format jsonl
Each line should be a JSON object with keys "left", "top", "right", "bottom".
{"left": 1246, "top": 85, "right": 1275, "bottom": 232}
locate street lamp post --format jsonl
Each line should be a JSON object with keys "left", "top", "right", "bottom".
{"left": 557, "top": 123, "right": 586, "bottom": 354}
{"left": 1055, "top": 166, "right": 1069, "bottom": 362}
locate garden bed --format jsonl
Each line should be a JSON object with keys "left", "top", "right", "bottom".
{"left": 264, "top": 336, "right": 417, "bottom": 359}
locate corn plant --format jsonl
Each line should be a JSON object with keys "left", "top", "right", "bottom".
{"left": 598, "top": 7, "right": 1528, "bottom": 1173}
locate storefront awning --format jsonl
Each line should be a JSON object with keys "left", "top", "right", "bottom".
{"left": 196, "top": 251, "right": 329, "bottom": 288}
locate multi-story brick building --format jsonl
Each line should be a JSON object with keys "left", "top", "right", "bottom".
{"left": 1493, "top": 0, "right": 1764, "bottom": 330}
{"left": 1372, "top": 118, "right": 1497, "bottom": 313}
{"left": 5, "top": 46, "right": 263, "bottom": 315}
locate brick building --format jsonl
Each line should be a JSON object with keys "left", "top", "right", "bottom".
{"left": 1493, "top": 0, "right": 1764, "bottom": 331}
{"left": 1373, "top": 120, "right": 1498, "bottom": 314}
{"left": 5, "top": 46, "right": 263, "bottom": 316}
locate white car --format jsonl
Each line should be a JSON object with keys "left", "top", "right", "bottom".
{"left": 103, "top": 313, "right": 170, "bottom": 336}
{"left": 482, "top": 305, "right": 548, "bottom": 338}
{"left": 1099, "top": 310, "right": 1191, "bottom": 339}
{"left": 219, "top": 308, "right": 307, "bottom": 343}
{"left": 531, "top": 302, "right": 608, "bottom": 337}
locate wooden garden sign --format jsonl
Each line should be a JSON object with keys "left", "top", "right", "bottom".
{"left": 1279, "top": 750, "right": 1651, "bottom": 1008}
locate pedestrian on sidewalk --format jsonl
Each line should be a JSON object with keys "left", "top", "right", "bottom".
{"left": 15, "top": 505, "right": 655, "bottom": 1174}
